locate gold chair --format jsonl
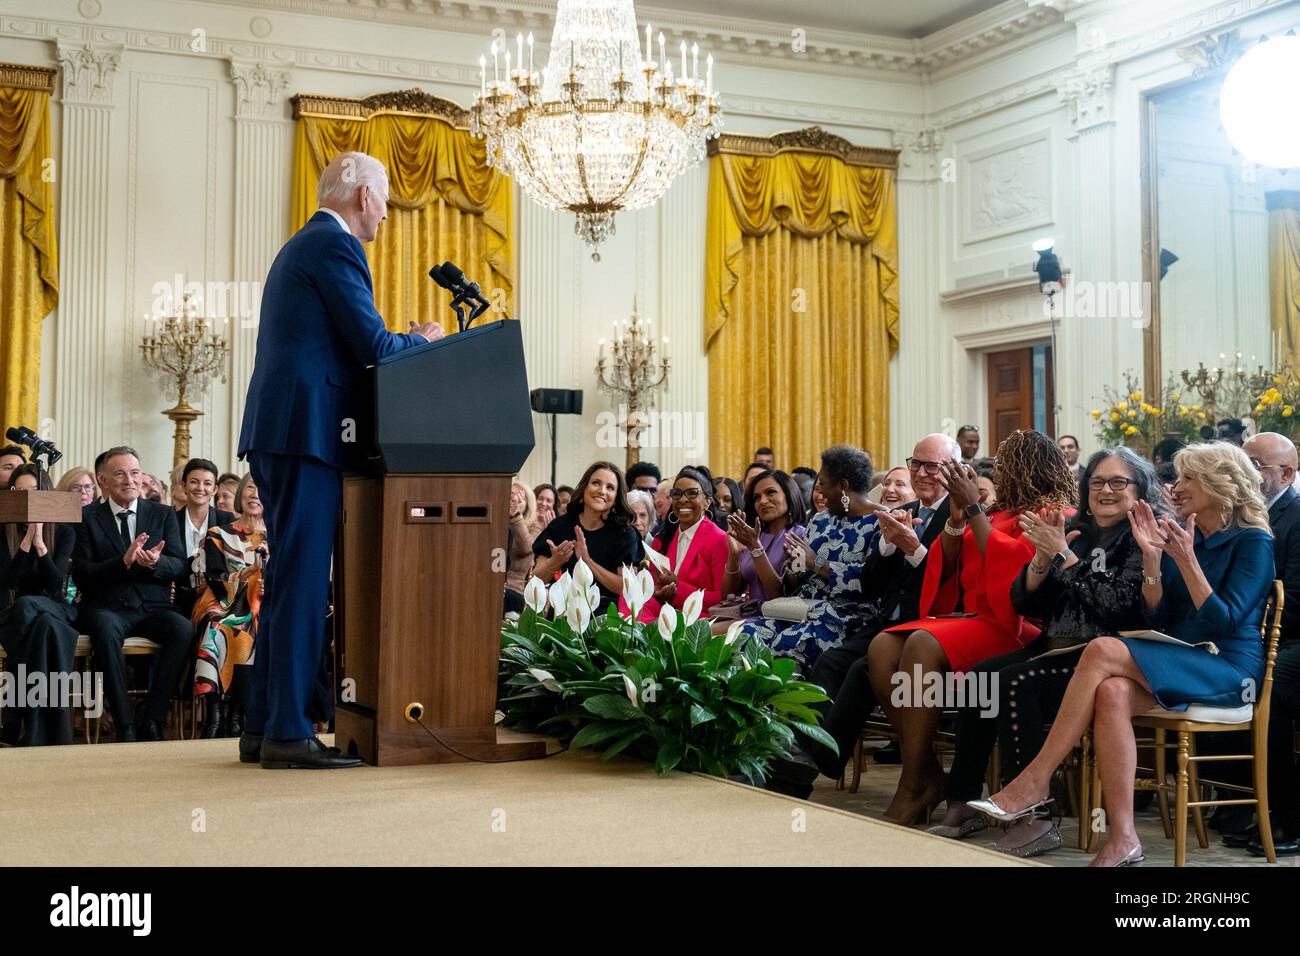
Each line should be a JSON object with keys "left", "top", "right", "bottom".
{"left": 1081, "top": 579, "right": 1283, "bottom": 865}
{"left": 86, "top": 635, "right": 163, "bottom": 742}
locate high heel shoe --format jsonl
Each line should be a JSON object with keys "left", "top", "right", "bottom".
{"left": 1109, "top": 843, "right": 1145, "bottom": 867}
{"left": 966, "top": 794, "right": 1053, "bottom": 824}
{"left": 884, "top": 781, "right": 944, "bottom": 828}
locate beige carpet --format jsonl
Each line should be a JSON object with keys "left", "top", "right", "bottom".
{"left": 0, "top": 737, "right": 1027, "bottom": 866}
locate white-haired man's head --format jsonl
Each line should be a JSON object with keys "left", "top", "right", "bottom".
{"left": 909, "top": 432, "right": 962, "bottom": 505}
{"left": 317, "top": 151, "right": 389, "bottom": 242}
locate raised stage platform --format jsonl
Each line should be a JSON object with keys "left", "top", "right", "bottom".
{"left": 0, "top": 737, "right": 1027, "bottom": 866}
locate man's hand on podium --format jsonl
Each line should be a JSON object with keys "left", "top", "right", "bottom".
{"left": 409, "top": 321, "right": 446, "bottom": 343}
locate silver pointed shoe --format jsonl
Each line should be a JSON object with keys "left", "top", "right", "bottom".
{"left": 926, "top": 814, "right": 991, "bottom": 840}
{"left": 966, "top": 794, "right": 1053, "bottom": 824}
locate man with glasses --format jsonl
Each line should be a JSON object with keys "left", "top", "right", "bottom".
{"left": 1239, "top": 431, "right": 1300, "bottom": 856}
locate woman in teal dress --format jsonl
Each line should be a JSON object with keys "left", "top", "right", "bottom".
{"left": 973, "top": 442, "right": 1273, "bottom": 867}
{"left": 737, "top": 446, "right": 880, "bottom": 670}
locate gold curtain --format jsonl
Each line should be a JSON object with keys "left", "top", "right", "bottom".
{"left": 0, "top": 65, "right": 58, "bottom": 433}
{"left": 291, "top": 92, "right": 512, "bottom": 333}
{"left": 1269, "top": 191, "right": 1300, "bottom": 370}
{"left": 705, "top": 130, "right": 898, "bottom": 474}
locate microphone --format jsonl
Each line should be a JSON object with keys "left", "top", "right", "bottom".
{"left": 5, "top": 425, "right": 62, "bottom": 468}
{"left": 427, "top": 261, "right": 492, "bottom": 330}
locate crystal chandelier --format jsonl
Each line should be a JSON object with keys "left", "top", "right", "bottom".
{"left": 470, "top": 0, "right": 722, "bottom": 260}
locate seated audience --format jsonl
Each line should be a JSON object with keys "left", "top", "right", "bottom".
{"left": 720, "top": 469, "right": 806, "bottom": 613}
{"left": 138, "top": 473, "right": 163, "bottom": 503}
{"left": 625, "top": 489, "right": 656, "bottom": 548}
{"left": 556, "top": 485, "right": 574, "bottom": 514}
{"left": 533, "top": 483, "right": 557, "bottom": 531}
{"left": 0, "top": 464, "right": 79, "bottom": 745}
{"left": 635, "top": 467, "right": 730, "bottom": 620}
{"left": 175, "top": 458, "right": 237, "bottom": 619}
{"left": 934, "top": 447, "right": 1159, "bottom": 855}
{"left": 1240, "top": 431, "right": 1300, "bottom": 855}
{"left": 531, "top": 462, "right": 643, "bottom": 611}
{"left": 957, "top": 425, "right": 980, "bottom": 463}
{"left": 868, "top": 429, "right": 1076, "bottom": 826}
{"left": 713, "top": 476, "right": 743, "bottom": 517}
{"left": 215, "top": 472, "right": 241, "bottom": 515}
{"left": 626, "top": 461, "right": 662, "bottom": 494}
{"left": 875, "top": 465, "right": 916, "bottom": 513}
{"left": 194, "top": 475, "right": 267, "bottom": 738}
{"left": 73, "top": 446, "right": 192, "bottom": 742}
{"left": 736, "top": 446, "right": 877, "bottom": 671}
{"left": 55, "top": 467, "right": 97, "bottom": 507}
{"left": 754, "top": 447, "right": 775, "bottom": 470}
{"left": 652, "top": 479, "right": 671, "bottom": 534}
{"left": 976, "top": 442, "right": 1273, "bottom": 866}
{"left": 790, "top": 466, "right": 817, "bottom": 515}
{"left": 0, "top": 445, "right": 26, "bottom": 486}
{"left": 742, "top": 461, "right": 768, "bottom": 494}
{"left": 503, "top": 480, "right": 537, "bottom": 614}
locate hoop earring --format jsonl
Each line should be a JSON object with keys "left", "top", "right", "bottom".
{"left": 668, "top": 511, "right": 679, "bottom": 525}
{"left": 841, "top": 491, "right": 851, "bottom": 512}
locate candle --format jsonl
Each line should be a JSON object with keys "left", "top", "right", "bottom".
{"left": 516, "top": 32, "right": 523, "bottom": 70}
{"left": 680, "top": 40, "right": 686, "bottom": 79}
{"left": 571, "top": 40, "right": 575, "bottom": 71}
{"left": 706, "top": 54, "right": 713, "bottom": 93}
{"left": 479, "top": 55, "right": 485, "bottom": 95}
{"left": 528, "top": 33, "right": 534, "bottom": 76}
{"left": 492, "top": 41, "right": 499, "bottom": 85}
{"left": 505, "top": 50, "right": 511, "bottom": 78}
{"left": 618, "top": 39, "right": 623, "bottom": 76}
{"left": 692, "top": 43, "right": 698, "bottom": 83}
{"left": 645, "top": 24, "right": 651, "bottom": 65}
{"left": 658, "top": 31, "right": 665, "bottom": 68}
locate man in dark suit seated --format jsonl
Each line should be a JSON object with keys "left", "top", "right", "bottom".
{"left": 173, "top": 457, "right": 237, "bottom": 619}
{"left": 237, "top": 150, "right": 442, "bottom": 769}
{"left": 1240, "top": 432, "right": 1300, "bottom": 855}
{"left": 769, "top": 433, "right": 960, "bottom": 796}
{"left": 73, "top": 447, "right": 192, "bottom": 742}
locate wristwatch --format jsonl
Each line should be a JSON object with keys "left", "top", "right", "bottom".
{"left": 750, "top": 546, "right": 766, "bottom": 558}
{"left": 964, "top": 502, "right": 986, "bottom": 519}
{"left": 814, "top": 556, "right": 829, "bottom": 572}
{"left": 1050, "top": 550, "right": 1070, "bottom": 570}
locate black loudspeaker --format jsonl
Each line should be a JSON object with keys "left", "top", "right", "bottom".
{"left": 530, "top": 388, "right": 583, "bottom": 415}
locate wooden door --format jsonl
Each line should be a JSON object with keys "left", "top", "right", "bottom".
{"left": 987, "top": 348, "right": 1034, "bottom": 451}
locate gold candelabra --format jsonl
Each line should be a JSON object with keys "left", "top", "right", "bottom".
{"left": 595, "top": 301, "right": 669, "bottom": 470}
{"left": 140, "top": 292, "right": 229, "bottom": 469}
{"left": 1180, "top": 361, "right": 1225, "bottom": 413}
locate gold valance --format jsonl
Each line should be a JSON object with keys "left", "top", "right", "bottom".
{"left": 0, "top": 63, "right": 56, "bottom": 93}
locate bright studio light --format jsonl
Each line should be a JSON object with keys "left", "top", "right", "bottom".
{"left": 1220, "top": 34, "right": 1300, "bottom": 169}
{"left": 1031, "top": 237, "right": 1055, "bottom": 253}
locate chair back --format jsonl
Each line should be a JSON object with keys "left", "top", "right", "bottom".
{"left": 1254, "top": 579, "right": 1284, "bottom": 734}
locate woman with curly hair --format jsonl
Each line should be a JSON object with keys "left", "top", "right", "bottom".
{"left": 868, "top": 429, "right": 1078, "bottom": 826}
{"left": 973, "top": 442, "right": 1274, "bottom": 866}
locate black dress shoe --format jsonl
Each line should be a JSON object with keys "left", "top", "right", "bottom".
{"left": 200, "top": 696, "right": 223, "bottom": 739}
{"left": 135, "top": 717, "right": 163, "bottom": 742}
{"left": 873, "top": 741, "right": 901, "bottom": 764}
{"left": 238, "top": 732, "right": 263, "bottom": 764}
{"left": 260, "top": 735, "right": 362, "bottom": 769}
{"left": 115, "top": 724, "right": 137, "bottom": 743}
{"left": 1222, "top": 824, "right": 1258, "bottom": 849}
{"left": 1247, "top": 828, "right": 1300, "bottom": 857}
{"left": 1208, "top": 803, "right": 1254, "bottom": 834}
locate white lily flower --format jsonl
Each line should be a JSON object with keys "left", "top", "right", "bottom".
{"left": 566, "top": 591, "right": 591, "bottom": 634}
{"left": 682, "top": 589, "right": 704, "bottom": 626}
{"left": 657, "top": 603, "right": 678, "bottom": 643}
{"left": 524, "top": 576, "right": 548, "bottom": 614}
{"left": 740, "top": 655, "right": 752, "bottom": 671}
{"left": 623, "top": 565, "right": 653, "bottom": 619}
{"left": 636, "top": 567, "right": 654, "bottom": 604}
{"left": 527, "top": 667, "right": 562, "bottom": 692}
{"left": 572, "top": 559, "right": 594, "bottom": 592}
{"left": 724, "top": 620, "right": 745, "bottom": 646}
{"left": 586, "top": 583, "right": 600, "bottom": 611}
{"left": 557, "top": 570, "right": 574, "bottom": 598}
{"left": 619, "top": 566, "right": 640, "bottom": 620}
{"left": 622, "top": 673, "right": 639, "bottom": 707}
{"left": 547, "top": 578, "right": 568, "bottom": 615}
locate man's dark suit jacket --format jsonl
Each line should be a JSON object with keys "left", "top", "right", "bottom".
{"left": 865, "top": 496, "right": 953, "bottom": 624}
{"left": 72, "top": 498, "right": 188, "bottom": 612}
{"left": 1268, "top": 486, "right": 1300, "bottom": 645}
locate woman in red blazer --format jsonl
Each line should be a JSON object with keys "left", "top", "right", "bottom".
{"left": 627, "top": 467, "right": 730, "bottom": 622}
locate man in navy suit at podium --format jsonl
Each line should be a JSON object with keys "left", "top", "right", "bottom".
{"left": 238, "top": 151, "right": 442, "bottom": 769}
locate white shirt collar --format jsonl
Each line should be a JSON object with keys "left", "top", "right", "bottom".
{"left": 108, "top": 498, "right": 136, "bottom": 517}
{"left": 317, "top": 207, "right": 351, "bottom": 235}
{"left": 674, "top": 518, "right": 703, "bottom": 569}
{"left": 1267, "top": 487, "right": 1288, "bottom": 510}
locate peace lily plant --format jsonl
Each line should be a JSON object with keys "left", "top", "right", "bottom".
{"left": 501, "top": 560, "right": 837, "bottom": 783}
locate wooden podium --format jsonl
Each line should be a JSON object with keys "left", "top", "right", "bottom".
{"left": 0, "top": 489, "right": 83, "bottom": 525}
{"left": 332, "top": 320, "right": 549, "bottom": 767}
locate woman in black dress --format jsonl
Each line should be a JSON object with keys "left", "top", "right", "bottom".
{"left": 0, "top": 464, "right": 80, "bottom": 745}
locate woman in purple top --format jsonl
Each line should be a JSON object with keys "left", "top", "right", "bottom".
{"left": 721, "top": 470, "right": 808, "bottom": 607}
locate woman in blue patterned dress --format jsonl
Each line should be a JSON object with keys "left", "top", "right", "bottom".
{"left": 736, "top": 446, "right": 879, "bottom": 671}
{"left": 974, "top": 442, "right": 1273, "bottom": 866}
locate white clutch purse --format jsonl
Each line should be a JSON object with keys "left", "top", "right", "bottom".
{"left": 760, "top": 596, "right": 815, "bottom": 623}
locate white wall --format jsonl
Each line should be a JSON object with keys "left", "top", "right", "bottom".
{"left": 7, "top": 0, "right": 1297, "bottom": 487}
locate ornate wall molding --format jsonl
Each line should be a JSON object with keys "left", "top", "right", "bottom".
{"left": 230, "top": 59, "right": 292, "bottom": 119}
{"left": 0, "top": 61, "right": 56, "bottom": 91}
{"left": 55, "top": 41, "right": 121, "bottom": 105}
{"left": 292, "top": 88, "right": 470, "bottom": 127}
{"left": 1055, "top": 64, "right": 1114, "bottom": 135}
{"left": 708, "top": 126, "right": 899, "bottom": 170}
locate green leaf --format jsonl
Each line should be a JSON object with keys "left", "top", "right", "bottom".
{"left": 790, "top": 720, "right": 840, "bottom": 757}
{"left": 581, "top": 694, "right": 643, "bottom": 721}
{"left": 766, "top": 688, "right": 830, "bottom": 707}
{"left": 654, "top": 738, "right": 684, "bottom": 774}
{"left": 770, "top": 702, "right": 822, "bottom": 723}
{"left": 688, "top": 703, "right": 717, "bottom": 727}
{"left": 601, "top": 726, "right": 646, "bottom": 760}
{"left": 570, "top": 721, "right": 637, "bottom": 750}
{"left": 770, "top": 657, "right": 797, "bottom": 680}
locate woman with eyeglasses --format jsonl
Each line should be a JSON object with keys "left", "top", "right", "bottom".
{"left": 0, "top": 464, "right": 80, "bottom": 745}
{"left": 734, "top": 446, "right": 878, "bottom": 670}
{"left": 975, "top": 442, "right": 1273, "bottom": 866}
{"left": 56, "top": 467, "right": 97, "bottom": 507}
{"left": 932, "top": 447, "right": 1161, "bottom": 855}
{"left": 631, "top": 467, "right": 730, "bottom": 621}
{"left": 868, "top": 429, "right": 1077, "bottom": 826}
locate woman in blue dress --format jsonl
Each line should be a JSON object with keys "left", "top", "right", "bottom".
{"left": 970, "top": 442, "right": 1273, "bottom": 866}
{"left": 736, "top": 446, "right": 879, "bottom": 671}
